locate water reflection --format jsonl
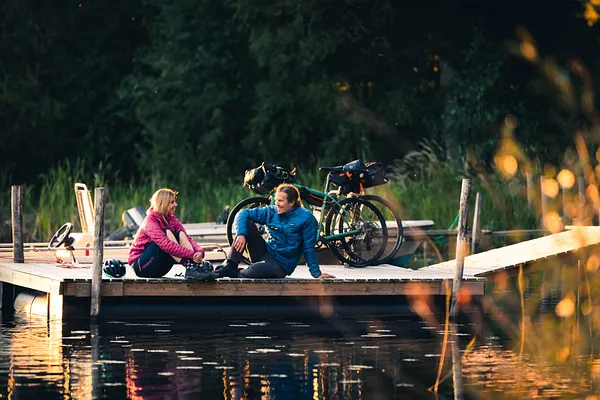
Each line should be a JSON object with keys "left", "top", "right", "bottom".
{"left": 2, "top": 304, "right": 595, "bottom": 399}
{"left": 0, "top": 314, "right": 453, "bottom": 399}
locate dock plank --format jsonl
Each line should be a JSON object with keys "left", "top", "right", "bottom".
{"left": 9, "top": 226, "right": 594, "bottom": 300}
{"left": 421, "top": 226, "right": 600, "bottom": 277}
{"left": 0, "top": 260, "right": 482, "bottom": 298}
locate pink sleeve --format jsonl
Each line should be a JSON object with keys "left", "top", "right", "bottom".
{"left": 145, "top": 216, "right": 195, "bottom": 259}
{"left": 173, "top": 218, "right": 205, "bottom": 256}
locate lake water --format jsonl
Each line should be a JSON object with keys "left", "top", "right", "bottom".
{"left": 0, "top": 272, "right": 597, "bottom": 399}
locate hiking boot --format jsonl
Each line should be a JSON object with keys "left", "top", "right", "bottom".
{"left": 215, "top": 259, "right": 239, "bottom": 278}
{"left": 185, "top": 264, "right": 218, "bottom": 281}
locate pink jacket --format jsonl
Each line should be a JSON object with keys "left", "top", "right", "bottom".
{"left": 127, "top": 208, "right": 204, "bottom": 265}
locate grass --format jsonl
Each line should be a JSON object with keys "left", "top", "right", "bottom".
{"left": 0, "top": 158, "right": 539, "bottom": 244}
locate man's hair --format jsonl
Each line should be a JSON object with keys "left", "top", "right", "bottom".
{"left": 150, "top": 188, "right": 178, "bottom": 216}
{"left": 276, "top": 184, "right": 302, "bottom": 206}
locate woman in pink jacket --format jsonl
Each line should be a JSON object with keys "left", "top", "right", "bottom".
{"left": 128, "top": 188, "right": 216, "bottom": 281}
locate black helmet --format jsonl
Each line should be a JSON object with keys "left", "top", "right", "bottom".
{"left": 103, "top": 259, "right": 126, "bottom": 278}
{"left": 201, "top": 260, "right": 214, "bottom": 272}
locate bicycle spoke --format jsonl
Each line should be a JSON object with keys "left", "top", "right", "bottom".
{"left": 325, "top": 197, "right": 387, "bottom": 267}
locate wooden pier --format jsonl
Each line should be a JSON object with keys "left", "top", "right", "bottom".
{"left": 1, "top": 226, "right": 599, "bottom": 320}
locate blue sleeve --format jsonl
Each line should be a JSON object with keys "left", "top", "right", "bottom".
{"left": 302, "top": 215, "right": 321, "bottom": 278}
{"left": 235, "top": 206, "right": 272, "bottom": 237}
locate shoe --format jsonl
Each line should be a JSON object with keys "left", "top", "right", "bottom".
{"left": 185, "top": 264, "right": 218, "bottom": 281}
{"left": 215, "top": 259, "right": 239, "bottom": 278}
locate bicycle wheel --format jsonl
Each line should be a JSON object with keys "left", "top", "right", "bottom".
{"left": 360, "top": 195, "right": 403, "bottom": 263}
{"left": 226, "top": 197, "right": 270, "bottom": 264}
{"left": 324, "top": 197, "right": 388, "bottom": 267}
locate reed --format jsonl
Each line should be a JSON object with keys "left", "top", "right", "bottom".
{"left": 0, "top": 157, "right": 538, "bottom": 243}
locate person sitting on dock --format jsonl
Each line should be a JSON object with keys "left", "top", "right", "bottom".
{"left": 128, "top": 188, "right": 217, "bottom": 281}
{"left": 216, "top": 184, "right": 336, "bottom": 279}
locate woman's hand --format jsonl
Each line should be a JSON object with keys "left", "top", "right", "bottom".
{"left": 192, "top": 252, "right": 204, "bottom": 263}
{"left": 233, "top": 235, "right": 247, "bottom": 252}
{"left": 317, "top": 273, "right": 336, "bottom": 279}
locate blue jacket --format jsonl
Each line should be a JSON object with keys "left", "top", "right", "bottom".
{"left": 235, "top": 205, "right": 322, "bottom": 277}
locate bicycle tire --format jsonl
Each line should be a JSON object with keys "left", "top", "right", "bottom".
{"left": 324, "top": 197, "right": 388, "bottom": 267}
{"left": 359, "top": 195, "right": 403, "bottom": 263}
{"left": 225, "top": 197, "right": 270, "bottom": 264}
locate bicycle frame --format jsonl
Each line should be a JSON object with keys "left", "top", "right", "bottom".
{"left": 291, "top": 176, "right": 363, "bottom": 244}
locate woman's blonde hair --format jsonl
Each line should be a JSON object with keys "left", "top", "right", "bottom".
{"left": 150, "top": 188, "right": 178, "bottom": 216}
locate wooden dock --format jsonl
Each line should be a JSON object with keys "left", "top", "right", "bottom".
{"left": 1, "top": 226, "right": 599, "bottom": 320}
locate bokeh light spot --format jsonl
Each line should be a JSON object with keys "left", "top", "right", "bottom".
{"left": 520, "top": 41, "right": 538, "bottom": 61}
{"left": 587, "top": 254, "right": 600, "bottom": 272}
{"left": 557, "top": 169, "right": 575, "bottom": 189}
{"left": 502, "top": 155, "right": 518, "bottom": 175}
{"left": 556, "top": 298, "right": 575, "bottom": 317}
{"left": 587, "top": 185, "right": 599, "bottom": 203}
{"left": 542, "top": 178, "right": 559, "bottom": 198}
{"left": 543, "top": 212, "right": 563, "bottom": 233}
{"left": 582, "top": 300, "right": 593, "bottom": 316}
{"left": 556, "top": 347, "right": 570, "bottom": 362}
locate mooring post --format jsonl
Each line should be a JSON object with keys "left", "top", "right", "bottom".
{"left": 90, "top": 187, "right": 105, "bottom": 320}
{"left": 471, "top": 192, "right": 482, "bottom": 255}
{"left": 450, "top": 179, "right": 471, "bottom": 319}
{"left": 11, "top": 185, "right": 24, "bottom": 263}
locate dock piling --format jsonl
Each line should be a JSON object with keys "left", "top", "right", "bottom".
{"left": 11, "top": 185, "right": 24, "bottom": 264}
{"left": 451, "top": 179, "right": 471, "bottom": 318}
{"left": 471, "top": 192, "right": 482, "bottom": 255}
{"left": 90, "top": 187, "right": 105, "bottom": 320}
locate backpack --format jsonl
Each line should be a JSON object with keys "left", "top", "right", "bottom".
{"left": 329, "top": 159, "right": 389, "bottom": 194}
{"left": 243, "top": 162, "right": 297, "bottom": 195}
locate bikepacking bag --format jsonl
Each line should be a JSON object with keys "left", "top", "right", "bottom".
{"left": 243, "top": 162, "right": 297, "bottom": 195}
{"left": 330, "top": 159, "right": 389, "bottom": 194}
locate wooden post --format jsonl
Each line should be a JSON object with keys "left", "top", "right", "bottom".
{"left": 451, "top": 323, "right": 465, "bottom": 400}
{"left": 526, "top": 172, "right": 534, "bottom": 209}
{"left": 11, "top": 185, "right": 24, "bottom": 263}
{"left": 578, "top": 176, "right": 586, "bottom": 225}
{"left": 540, "top": 177, "right": 548, "bottom": 232}
{"left": 451, "top": 179, "right": 471, "bottom": 318}
{"left": 471, "top": 192, "right": 482, "bottom": 255}
{"left": 90, "top": 187, "right": 105, "bottom": 320}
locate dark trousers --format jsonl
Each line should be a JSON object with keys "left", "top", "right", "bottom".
{"left": 230, "top": 221, "right": 288, "bottom": 279}
{"left": 132, "top": 231, "right": 180, "bottom": 278}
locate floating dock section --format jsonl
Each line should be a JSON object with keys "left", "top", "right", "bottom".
{"left": 1, "top": 227, "right": 599, "bottom": 320}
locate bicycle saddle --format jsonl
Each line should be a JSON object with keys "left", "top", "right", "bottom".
{"left": 319, "top": 165, "right": 344, "bottom": 173}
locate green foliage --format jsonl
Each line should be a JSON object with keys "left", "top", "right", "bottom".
{"left": 1, "top": 157, "right": 538, "bottom": 243}
{"left": 386, "top": 140, "right": 538, "bottom": 230}
{"left": 0, "top": 0, "right": 147, "bottom": 184}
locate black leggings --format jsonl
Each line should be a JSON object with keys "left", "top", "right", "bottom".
{"left": 229, "top": 221, "right": 288, "bottom": 279}
{"left": 132, "top": 231, "right": 181, "bottom": 278}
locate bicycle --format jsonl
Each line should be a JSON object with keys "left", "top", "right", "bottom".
{"left": 226, "top": 161, "right": 403, "bottom": 267}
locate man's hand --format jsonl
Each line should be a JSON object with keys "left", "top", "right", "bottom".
{"left": 317, "top": 273, "right": 336, "bottom": 279}
{"left": 233, "top": 235, "right": 247, "bottom": 252}
{"left": 192, "top": 252, "right": 204, "bottom": 263}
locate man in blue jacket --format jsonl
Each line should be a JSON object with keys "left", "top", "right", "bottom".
{"left": 216, "top": 184, "right": 336, "bottom": 279}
